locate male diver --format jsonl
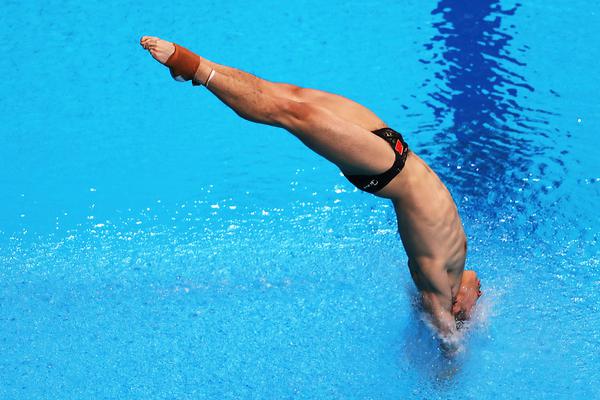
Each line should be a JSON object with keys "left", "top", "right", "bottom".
{"left": 140, "top": 36, "right": 482, "bottom": 347}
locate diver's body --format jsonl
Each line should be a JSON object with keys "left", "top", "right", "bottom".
{"left": 140, "top": 36, "right": 481, "bottom": 344}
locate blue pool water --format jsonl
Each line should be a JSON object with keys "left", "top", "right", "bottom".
{"left": 1, "top": 0, "right": 599, "bottom": 398}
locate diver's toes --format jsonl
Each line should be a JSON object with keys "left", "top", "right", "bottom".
{"left": 140, "top": 36, "right": 160, "bottom": 49}
{"left": 140, "top": 36, "right": 175, "bottom": 64}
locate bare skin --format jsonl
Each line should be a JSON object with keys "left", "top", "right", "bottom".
{"left": 140, "top": 36, "right": 482, "bottom": 345}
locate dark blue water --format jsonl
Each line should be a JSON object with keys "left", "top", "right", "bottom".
{"left": 1, "top": 0, "right": 599, "bottom": 398}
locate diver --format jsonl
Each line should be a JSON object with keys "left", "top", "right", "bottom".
{"left": 140, "top": 36, "right": 482, "bottom": 349}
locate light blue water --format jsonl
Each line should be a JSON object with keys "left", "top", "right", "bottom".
{"left": 1, "top": 0, "right": 599, "bottom": 398}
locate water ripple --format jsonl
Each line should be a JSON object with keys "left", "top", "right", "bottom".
{"left": 414, "top": 0, "right": 567, "bottom": 210}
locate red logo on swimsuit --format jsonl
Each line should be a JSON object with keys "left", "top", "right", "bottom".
{"left": 394, "top": 141, "right": 404, "bottom": 154}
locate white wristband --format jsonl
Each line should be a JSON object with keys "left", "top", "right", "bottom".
{"left": 205, "top": 69, "right": 216, "bottom": 88}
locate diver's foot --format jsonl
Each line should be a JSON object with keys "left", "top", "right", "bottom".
{"left": 140, "top": 35, "right": 205, "bottom": 84}
{"left": 140, "top": 36, "right": 175, "bottom": 64}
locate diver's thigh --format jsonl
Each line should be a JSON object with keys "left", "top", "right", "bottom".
{"left": 275, "top": 100, "right": 394, "bottom": 175}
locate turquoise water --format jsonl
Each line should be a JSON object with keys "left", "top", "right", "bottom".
{"left": 1, "top": 0, "right": 599, "bottom": 398}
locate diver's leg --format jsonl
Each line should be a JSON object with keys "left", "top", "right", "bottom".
{"left": 140, "top": 36, "right": 386, "bottom": 132}
{"left": 140, "top": 36, "right": 394, "bottom": 176}
{"left": 266, "top": 84, "right": 387, "bottom": 132}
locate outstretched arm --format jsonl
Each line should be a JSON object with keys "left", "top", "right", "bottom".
{"left": 409, "top": 260, "right": 459, "bottom": 345}
{"left": 421, "top": 289, "right": 458, "bottom": 341}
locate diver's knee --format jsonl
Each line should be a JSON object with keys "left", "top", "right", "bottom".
{"left": 288, "top": 85, "right": 307, "bottom": 101}
{"left": 272, "top": 98, "right": 315, "bottom": 127}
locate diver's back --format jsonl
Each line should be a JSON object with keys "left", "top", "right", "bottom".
{"left": 381, "top": 152, "right": 467, "bottom": 276}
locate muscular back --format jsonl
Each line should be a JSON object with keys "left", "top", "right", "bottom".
{"left": 378, "top": 152, "right": 467, "bottom": 295}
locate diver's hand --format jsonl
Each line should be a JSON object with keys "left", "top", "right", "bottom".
{"left": 439, "top": 334, "right": 463, "bottom": 357}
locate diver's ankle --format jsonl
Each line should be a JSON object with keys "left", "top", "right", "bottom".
{"left": 194, "top": 60, "right": 212, "bottom": 86}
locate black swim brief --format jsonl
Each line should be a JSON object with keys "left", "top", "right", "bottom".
{"left": 343, "top": 127, "right": 409, "bottom": 193}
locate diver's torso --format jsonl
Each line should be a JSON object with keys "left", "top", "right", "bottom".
{"left": 378, "top": 152, "right": 467, "bottom": 281}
